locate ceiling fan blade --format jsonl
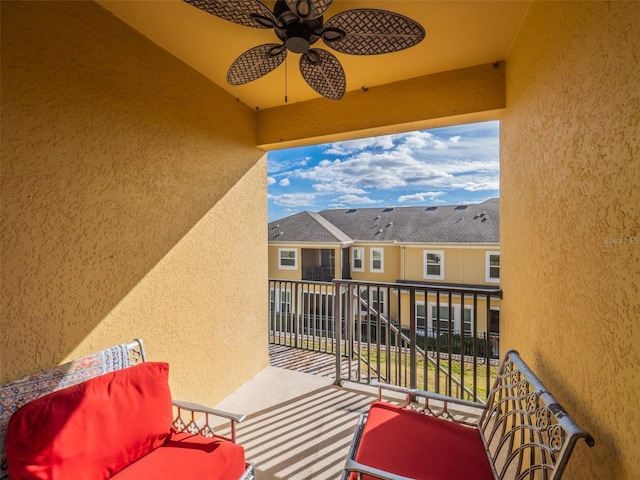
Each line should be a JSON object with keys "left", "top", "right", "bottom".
{"left": 299, "top": 48, "right": 345, "bottom": 100}
{"left": 322, "top": 9, "right": 425, "bottom": 55}
{"left": 285, "top": 0, "right": 333, "bottom": 20}
{"left": 227, "top": 44, "right": 286, "bottom": 85}
{"left": 183, "top": 0, "right": 276, "bottom": 29}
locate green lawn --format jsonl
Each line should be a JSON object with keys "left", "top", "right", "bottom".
{"left": 270, "top": 334, "right": 497, "bottom": 402}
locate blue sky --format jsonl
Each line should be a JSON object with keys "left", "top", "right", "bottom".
{"left": 267, "top": 120, "right": 499, "bottom": 222}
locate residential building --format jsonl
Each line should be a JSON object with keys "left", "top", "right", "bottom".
{"left": 269, "top": 199, "right": 501, "bottom": 338}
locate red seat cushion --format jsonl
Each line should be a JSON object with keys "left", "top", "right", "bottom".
{"left": 350, "top": 401, "right": 494, "bottom": 480}
{"left": 112, "top": 432, "right": 247, "bottom": 480}
{"left": 6, "top": 362, "right": 173, "bottom": 480}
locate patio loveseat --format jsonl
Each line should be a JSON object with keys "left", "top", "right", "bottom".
{"left": 2, "top": 339, "right": 253, "bottom": 480}
{"left": 342, "top": 349, "right": 594, "bottom": 480}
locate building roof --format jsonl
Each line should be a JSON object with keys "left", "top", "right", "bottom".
{"left": 268, "top": 211, "right": 353, "bottom": 244}
{"left": 268, "top": 198, "right": 499, "bottom": 245}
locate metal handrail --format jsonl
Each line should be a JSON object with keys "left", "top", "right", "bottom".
{"left": 349, "top": 290, "right": 475, "bottom": 400}
{"left": 268, "top": 278, "right": 502, "bottom": 402}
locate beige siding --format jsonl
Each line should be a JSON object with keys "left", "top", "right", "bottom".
{"left": 403, "top": 246, "right": 500, "bottom": 285}
{"left": 268, "top": 246, "right": 300, "bottom": 280}
{"left": 349, "top": 245, "right": 401, "bottom": 283}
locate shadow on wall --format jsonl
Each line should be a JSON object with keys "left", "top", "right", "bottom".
{"left": 0, "top": 1, "right": 262, "bottom": 381}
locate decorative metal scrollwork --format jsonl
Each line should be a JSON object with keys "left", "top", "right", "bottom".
{"left": 504, "top": 360, "right": 513, "bottom": 374}
{"left": 186, "top": 420, "right": 200, "bottom": 435}
{"left": 518, "top": 379, "right": 530, "bottom": 397}
{"left": 129, "top": 348, "right": 142, "bottom": 365}
{"left": 525, "top": 392, "right": 539, "bottom": 413}
{"left": 510, "top": 369, "right": 521, "bottom": 385}
{"left": 536, "top": 407, "right": 550, "bottom": 429}
{"left": 200, "top": 424, "right": 215, "bottom": 438}
{"left": 172, "top": 417, "right": 187, "bottom": 432}
{"left": 548, "top": 425, "right": 565, "bottom": 452}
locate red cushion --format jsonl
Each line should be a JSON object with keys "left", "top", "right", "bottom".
{"left": 112, "top": 432, "right": 247, "bottom": 480}
{"left": 7, "top": 362, "right": 173, "bottom": 480}
{"left": 350, "top": 401, "right": 494, "bottom": 480}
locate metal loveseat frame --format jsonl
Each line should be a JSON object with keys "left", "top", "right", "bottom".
{"left": 342, "top": 350, "right": 594, "bottom": 480}
{"left": 125, "top": 339, "right": 255, "bottom": 480}
{"left": 2, "top": 338, "right": 254, "bottom": 480}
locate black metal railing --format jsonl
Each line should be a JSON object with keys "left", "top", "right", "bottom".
{"left": 301, "top": 266, "right": 335, "bottom": 282}
{"left": 269, "top": 278, "right": 502, "bottom": 403}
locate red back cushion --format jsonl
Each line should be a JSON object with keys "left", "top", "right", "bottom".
{"left": 6, "top": 362, "right": 173, "bottom": 480}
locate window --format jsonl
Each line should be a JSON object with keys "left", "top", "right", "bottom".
{"left": 424, "top": 250, "right": 444, "bottom": 280}
{"left": 428, "top": 303, "right": 473, "bottom": 335}
{"left": 431, "top": 304, "right": 453, "bottom": 333}
{"left": 462, "top": 307, "right": 473, "bottom": 334}
{"left": 278, "top": 248, "right": 297, "bottom": 270}
{"left": 352, "top": 247, "right": 364, "bottom": 272}
{"left": 486, "top": 251, "right": 500, "bottom": 282}
{"left": 270, "top": 288, "right": 291, "bottom": 313}
{"left": 280, "top": 290, "right": 291, "bottom": 314}
{"left": 370, "top": 248, "right": 384, "bottom": 272}
{"left": 359, "top": 287, "right": 386, "bottom": 316}
{"left": 416, "top": 302, "right": 426, "bottom": 332}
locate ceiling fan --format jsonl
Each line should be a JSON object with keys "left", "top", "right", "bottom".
{"left": 183, "top": 0, "right": 425, "bottom": 100}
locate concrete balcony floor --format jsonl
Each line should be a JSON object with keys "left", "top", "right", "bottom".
{"left": 215, "top": 344, "right": 379, "bottom": 480}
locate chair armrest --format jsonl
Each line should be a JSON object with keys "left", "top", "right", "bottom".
{"left": 172, "top": 400, "right": 246, "bottom": 423}
{"left": 172, "top": 400, "right": 247, "bottom": 443}
{"left": 371, "top": 382, "right": 485, "bottom": 426}
{"left": 343, "top": 458, "right": 416, "bottom": 480}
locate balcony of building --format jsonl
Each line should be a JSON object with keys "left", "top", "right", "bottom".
{"left": 2, "top": 2, "right": 638, "bottom": 479}
{"left": 301, "top": 249, "right": 337, "bottom": 283}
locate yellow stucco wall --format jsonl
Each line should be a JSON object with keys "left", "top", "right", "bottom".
{"left": 257, "top": 63, "right": 505, "bottom": 150}
{"left": 345, "top": 245, "right": 402, "bottom": 282}
{"left": 502, "top": 2, "right": 640, "bottom": 479}
{"left": 1, "top": 1, "right": 269, "bottom": 405}
{"left": 402, "top": 246, "right": 499, "bottom": 285}
{"left": 268, "top": 245, "right": 300, "bottom": 280}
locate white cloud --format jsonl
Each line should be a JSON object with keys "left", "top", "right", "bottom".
{"left": 279, "top": 178, "right": 290, "bottom": 186}
{"left": 267, "top": 176, "right": 276, "bottom": 185}
{"left": 268, "top": 121, "right": 500, "bottom": 221}
{"left": 450, "top": 176, "right": 500, "bottom": 191}
{"left": 398, "top": 191, "right": 446, "bottom": 203}
{"left": 324, "top": 135, "right": 396, "bottom": 155}
{"left": 336, "top": 195, "right": 378, "bottom": 204}
{"left": 271, "top": 193, "right": 316, "bottom": 207}
{"left": 312, "top": 182, "right": 366, "bottom": 194}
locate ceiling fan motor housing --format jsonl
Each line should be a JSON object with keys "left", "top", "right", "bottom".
{"left": 273, "top": 0, "right": 322, "bottom": 54}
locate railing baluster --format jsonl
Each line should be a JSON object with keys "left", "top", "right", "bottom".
{"left": 269, "top": 278, "right": 501, "bottom": 403}
{"left": 409, "top": 288, "right": 417, "bottom": 391}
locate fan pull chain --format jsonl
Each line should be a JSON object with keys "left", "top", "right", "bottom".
{"left": 284, "top": 55, "right": 288, "bottom": 103}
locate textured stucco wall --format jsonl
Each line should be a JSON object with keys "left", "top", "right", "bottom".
{"left": 1, "top": 1, "right": 269, "bottom": 405}
{"left": 257, "top": 63, "right": 505, "bottom": 150}
{"left": 501, "top": 2, "right": 640, "bottom": 479}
